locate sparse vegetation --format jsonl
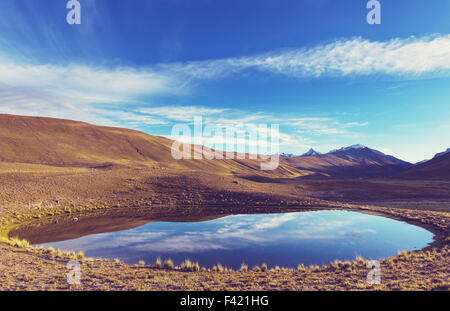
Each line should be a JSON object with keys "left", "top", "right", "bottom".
{"left": 0, "top": 209, "right": 448, "bottom": 290}
{"left": 0, "top": 237, "right": 30, "bottom": 249}
{"left": 155, "top": 257, "right": 162, "bottom": 269}
{"left": 163, "top": 259, "right": 174, "bottom": 269}
{"left": 0, "top": 116, "right": 447, "bottom": 291}
{"left": 179, "top": 259, "right": 200, "bottom": 272}
{"left": 297, "top": 264, "right": 305, "bottom": 272}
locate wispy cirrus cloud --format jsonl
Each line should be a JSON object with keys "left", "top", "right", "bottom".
{"left": 287, "top": 117, "right": 369, "bottom": 136}
{"left": 161, "top": 34, "right": 450, "bottom": 80}
{"left": 1, "top": 35, "right": 449, "bottom": 114}
{"left": 0, "top": 34, "right": 446, "bottom": 147}
{"left": 0, "top": 61, "right": 175, "bottom": 101}
{"left": 138, "top": 106, "right": 229, "bottom": 122}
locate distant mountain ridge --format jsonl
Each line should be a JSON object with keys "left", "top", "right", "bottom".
{"left": 0, "top": 114, "right": 307, "bottom": 177}
{"left": 413, "top": 148, "right": 450, "bottom": 165}
{"left": 433, "top": 148, "right": 450, "bottom": 159}
{"left": 328, "top": 144, "right": 367, "bottom": 153}
{"left": 1, "top": 114, "right": 444, "bottom": 180}
{"left": 301, "top": 148, "right": 321, "bottom": 157}
{"left": 327, "top": 145, "right": 411, "bottom": 166}
{"left": 279, "top": 152, "right": 296, "bottom": 158}
{"left": 282, "top": 144, "right": 413, "bottom": 178}
{"left": 398, "top": 148, "right": 450, "bottom": 180}
{"left": 398, "top": 152, "right": 450, "bottom": 180}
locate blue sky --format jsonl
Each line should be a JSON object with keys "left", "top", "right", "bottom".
{"left": 0, "top": 0, "right": 449, "bottom": 162}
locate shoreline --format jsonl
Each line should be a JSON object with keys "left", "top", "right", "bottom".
{"left": 0, "top": 163, "right": 448, "bottom": 291}
{"left": 0, "top": 201, "right": 448, "bottom": 290}
{"left": 8, "top": 202, "right": 449, "bottom": 252}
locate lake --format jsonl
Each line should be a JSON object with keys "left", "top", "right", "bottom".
{"left": 35, "top": 210, "right": 434, "bottom": 269}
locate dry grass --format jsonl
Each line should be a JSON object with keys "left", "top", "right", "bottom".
{"left": 155, "top": 257, "right": 162, "bottom": 269}
{"left": 164, "top": 259, "right": 174, "bottom": 270}
{"left": 0, "top": 236, "right": 30, "bottom": 248}
{"left": 0, "top": 154, "right": 448, "bottom": 291}
{"left": 180, "top": 259, "right": 200, "bottom": 272}
{"left": 1, "top": 241, "right": 447, "bottom": 291}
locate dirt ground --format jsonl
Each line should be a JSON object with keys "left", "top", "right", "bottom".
{"left": 0, "top": 164, "right": 448, "bottom": 291}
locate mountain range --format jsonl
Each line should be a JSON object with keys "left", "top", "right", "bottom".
{"left": 282, "top": 144, "right": 414, "bottom": 178}
{"left": 0, "top": 114, "right": 448, "bottom": 180}
{"left": 301, "top": 148, "right": 322, "bottom": 157}
{"left": 398, "top": 152, "right": 450, "bottom": 180}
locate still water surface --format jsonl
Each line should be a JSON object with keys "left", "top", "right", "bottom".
{"left": 37, "top": 210, "right": 434, "bottom": 268}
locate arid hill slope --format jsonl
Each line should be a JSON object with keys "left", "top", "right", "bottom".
{"left": 0, "top": 114, "right": 176, "bottom": 165}
{"left": 397, "top": 152, "right": 450, "bottom": 180}
{"left": 0, "top": 114, "right": 305, "bottom": 177}
{"left": 283, "top": 147, "right": 413, "bottom": 178}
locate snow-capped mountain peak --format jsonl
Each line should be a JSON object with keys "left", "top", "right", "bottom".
{"left": 329, "top": 144, "right": 367, "bottom": 153}
{"left": 279, "top": 152, "right": 296, "bottom": 158}
{"left": 301, "top": 148, "right": 321, "bottom": 157}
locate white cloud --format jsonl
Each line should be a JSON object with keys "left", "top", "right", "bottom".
{"left": 253, "top": 213, "right": 296, "bottom": 229}
{"left": 0, "top": 35, "right": 445, "bottom": 147}
{"left": 0, "top": 61, "right": 175, "bottom": 100}
{"left": 162, "top": 35, "right": 450, "bottom": 79}
{"left": 1, "top": 35, "right": 448, "bottom": 118}
{"left": 288, "top": 117, "right": 368, "bottom": 136}
{"left": 139, "top": 106, "right": 228, "bottom": 122}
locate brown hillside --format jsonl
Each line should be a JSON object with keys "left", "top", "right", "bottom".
{"left": 282, "top": 148, "right": 412, "bottom": 178}
{"left": 0, "top": 114, "right": 177, "bottom": 166}
{"left": 397, "top": 152, "right": 450, "bottom": 180}
{"left": 0, "top": 114, "right": 307, "bottom": 177}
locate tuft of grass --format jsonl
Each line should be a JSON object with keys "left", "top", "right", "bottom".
{"left": 252, "top": 265, "right": 261, "bottom": 272}
{"left": 180, "top": 259, "right": 200, "bottom": 272}
{"left": 297, "top": 264, "right": 306, "bottom": 272}
{"left": 0, "top": 237, "right": 30, "bottom": 249}
{"left": 341, "top": 260, "right": 352, "bottom": 271}
{"left": 261, "top": 263, "right": 268, "bottom": 272}
{"left": 239, "top": 263, "right": 248, "bottom": 272}
{"left": 181, "top": 259, "right": 193, "bottom": 271}
{"left": 155, "top": 257, "right": 162, "bottom": 269}
{"left": 77, "top": 251, "right": 85, "bottom": 261}
{"left": 138, "top": 260, "right": 145, "bottom": 266}
{"left": 309, "top": 265, "right": 320, "bottom": 272}
{"left": 330, "top": 260, "right": 340, "bottom": 270}
{"left": 212, "top": 263, "right": 224, "bottom": 272}
{"left": 192, "top": 262, "right": 200, "bottom": 272}
{"left": 164, "top": 259, "right": 174, "bottom": 269}
{"left": 272, "top": 265, "right": 281, "bottom": 272}
{"left": 68, "top": 251, "right": 76, "bottom": 259}
{"left": 354, "top": 256, "right": 367, "bottom": 266}
{"left": 398, "top": 250, "right": 409, "bottom": 261}
{"left": 46, "top": 247, "right": 56, "bottom": 254}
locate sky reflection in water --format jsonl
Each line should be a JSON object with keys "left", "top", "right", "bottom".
{"left": 39, "top": 210, "right": 434, "bottom": 268}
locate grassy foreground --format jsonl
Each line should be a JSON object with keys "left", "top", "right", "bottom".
{"left": 0, "top": 164, "right": 448, "bottom": 291}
